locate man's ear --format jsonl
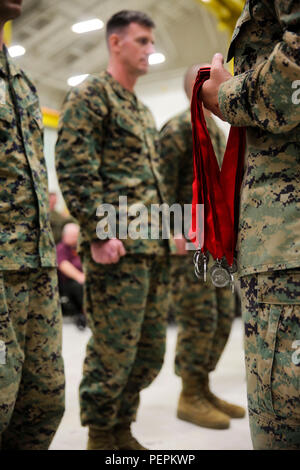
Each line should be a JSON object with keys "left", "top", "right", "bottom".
{"left": 108, "top": 33, "right": 121, "bottom": 53}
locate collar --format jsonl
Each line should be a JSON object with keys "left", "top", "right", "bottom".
{"left": 0, "top": 45, "right": 21, "bottom": 78}
{"left": 104, "top": 70, "right": 138, "bottom": 107}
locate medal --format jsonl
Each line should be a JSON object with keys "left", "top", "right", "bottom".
{"left": 210, "top": 260, "right": 231, "bottom": 288}
{"left": 221, "top": 257, "right": 237, "bottom": 292}
{"left": 189, "top": 67, "right": 245, "bottom": 294}
{"left": 193, "top": 249, "right": 209, "bottom": 282}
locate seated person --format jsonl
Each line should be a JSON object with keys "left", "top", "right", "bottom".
{"left": 49, "top": 191, "right": 72, "bottom": 244}
{"left": 57, "top": 223, "right": 86, "bottom": 330}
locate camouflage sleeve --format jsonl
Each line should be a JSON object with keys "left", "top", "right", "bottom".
{"left": 218, "top": 0, "right": 300, "bottom": 133}
{"left": 55, "top": 79, "right": 108, "bottom": 243}
{"left": 159, "top": 121, "right": 181, "bottom": 206}
{"left": 177, "top": 142, "right": 194, "bottom": 207}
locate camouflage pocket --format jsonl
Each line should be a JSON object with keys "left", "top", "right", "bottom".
{"left": 115, "top": 112, "right": 144, "bottom": 142}
{"left": 0, "top": 272, "right": 24, "bottom": 427}
{"left": 27, "top": 101, "right": 43, "bottom": 130}
{"left": 256, "top": 271, "right": 300, "bottom": 421}
{"left": 0, "top": 104, "right": 14, "bottom": 143}
{"left": 0, "top": 103, "right": 14, "bottom": 122}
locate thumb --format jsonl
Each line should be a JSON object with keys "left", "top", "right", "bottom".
{"left": 211, "top": 53, "right": 224, "bottom": 72}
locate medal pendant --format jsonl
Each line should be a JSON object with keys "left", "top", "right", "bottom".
{"left": 193, "top": 249, "right": 203, "bottom": 280}
{"left": 193, "top": 250, "right": 209, "bottom": 282}
{"left": 230, "top": 273, "right": 235, "bottom": 293}
{"left": 193, "top": 250, "right": 201, "bottom": 267}
{"left": 203, "top": 255, "right": 207, "bottom": 282}
{"left": 210, "top": 260, "right": 231, "bottom": 288}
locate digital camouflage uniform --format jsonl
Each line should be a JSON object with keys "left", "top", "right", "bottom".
{"left": 0, "top": 47, "right": 65, "bottom": 450}
{"left": 218, "top": 0, "right": 300, "bottom": 449}
{"left": 160, "top": 109, "right": 234, "bottom": 381}
{"left": 49, "top": 209, "right": 71, "bottom": 244}
{"left": 56, "top": 71, "right": 170, "bottom": 430}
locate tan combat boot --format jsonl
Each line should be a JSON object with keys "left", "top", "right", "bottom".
{"left": 114, "top": 423, "right": 147, "bottom": 450}
{"left": 203, "top": 377, "right": 246, "bottom": 419}
{"left": 177, "top": 377, "right": 230, "bottom": 429}
{"left": 87, "top": 425, "right": 119, "bottom": 450}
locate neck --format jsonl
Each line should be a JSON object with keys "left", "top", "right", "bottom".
{"left": 107, "top": 58, "right": 138, "bottom": 93}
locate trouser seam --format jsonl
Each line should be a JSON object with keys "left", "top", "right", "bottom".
{"left": 249, "top": 408, "right": 300, "bottom": 427}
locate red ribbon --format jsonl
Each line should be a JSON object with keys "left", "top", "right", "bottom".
{"left": 189, "top": 67, "right": 246, "bottom": 267}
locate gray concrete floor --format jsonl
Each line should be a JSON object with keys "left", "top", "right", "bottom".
{"left": 50, "top": 317, "right": 252, "bottom": 450}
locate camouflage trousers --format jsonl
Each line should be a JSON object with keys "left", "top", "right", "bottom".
{"left": 80, "top": 253, "right": 170, "bottom": 429}
{"left": 240, "top": 270, "right": 300, "bottom": 450}
{"left": 171, "top": 255, "right": 235, "bottom": 380}
{"left": 0, "top": 268, "right": 65, "bottom": 450}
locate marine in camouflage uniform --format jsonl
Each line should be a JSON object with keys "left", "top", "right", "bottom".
{"left": 215, "top": 0, "right": 300, "bottom": 449}
{"left": 55, "top": 21, "right": 171, "bottom": 448}
{"left": 49, "top": 209, "right": 67, "bottom": 244}
{"left": 0, "top": 46, "right": 65, "bottom": 449}
{"left": 160, "top": 106, "right": 244, "bottom": 429}
{"left": 49, "top": 192, "right": 72, "bottom": 245}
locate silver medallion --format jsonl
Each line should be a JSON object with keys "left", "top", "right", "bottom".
{"left": 210, "top": 261, "right": 231, "bottom": 288}
{"left": 193, "top": 250, "right": 209, "bottom": 282}
{"left": 221, "top": 257, "right": 237, "bottom": 292}
{"left": 230, "top": 273, "right": 235, "bottom": 293}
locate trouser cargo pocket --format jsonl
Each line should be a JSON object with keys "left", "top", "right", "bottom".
{"left": 255, "top": 270, "right": 300, "bottom": 422}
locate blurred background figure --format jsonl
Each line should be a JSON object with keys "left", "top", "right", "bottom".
{"left": 0, "top": 0, "right": 65, "bottom": 450}
{"left": 9, "top": 0, "right": 252, "bottom": 450}
{"left": 55, "top": 9, "right": 172, "bottom": 450}
{"left": 49, "top": 191, "right": 72, "bottom": 244}
{"left": 57, "top": 223, "right": 86, "bottom": 330}
{"left": 160, "top": 64, "right": 245, "bottom": 430}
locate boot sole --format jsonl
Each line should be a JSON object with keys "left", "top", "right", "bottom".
{"left": 177, "top": 410, "right": 230, "bottom": 430}
{"left": 207, "top": 396, "right": 246, "bottom": 419}
{"left": 217, "top": 411, "right": 245, "bottom": 419}
{"left": 212, "top": 404, "right": 246, "bottom": 419}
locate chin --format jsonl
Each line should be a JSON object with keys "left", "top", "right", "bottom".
{"left": 138, "top": 66, "right": 149, "bottom": 76}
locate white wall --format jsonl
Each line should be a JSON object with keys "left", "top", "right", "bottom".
{"left": 45, "top": 70, "right": 230, "bottom": 208}
{"left": 136, "top": 72, "right": 189, "bottom": 129}
{"left": 136, "top": 68, "right": 230, "bottom": 136}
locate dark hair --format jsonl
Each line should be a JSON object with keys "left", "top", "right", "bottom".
{"left": 106, "top": 10, "right": 155, "bottom": 41}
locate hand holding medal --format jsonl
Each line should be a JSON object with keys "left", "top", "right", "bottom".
{"left": 190, "top": 67, "right": 246, "bottom": 291}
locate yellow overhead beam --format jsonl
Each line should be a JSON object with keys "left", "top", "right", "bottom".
{"left": 42, "top": 107, "right": 60, "bottom": 129}
{"left": 4, "top": 21, "right": 12, "bottom": 46}
{"left": 194, "top": 0, "right": 244, "bottom": 72}
{"left": 195, "top": 0, "right": 244, "bottom": 36}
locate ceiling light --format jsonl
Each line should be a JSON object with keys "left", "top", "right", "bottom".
{"left": 72, "top": 18, "right": 104, "bottom": 34}
{"left": 148, "top": 53, "right": 165, "bottom": 65}
{"left": 67, "top": 74, "right": 89, "bottom": 87}
{"left": 8, "top": 45, "right": 26, "bottom": 58}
